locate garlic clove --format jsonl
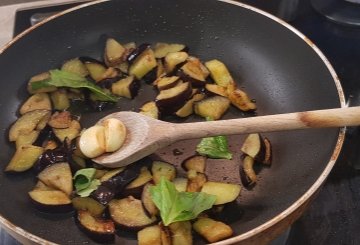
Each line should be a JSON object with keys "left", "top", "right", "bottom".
{"left": 103, "top": 118, "right": 127, "bottom": 152}
{"left": 79, "top": 125, "right": 106, "bottom": 158}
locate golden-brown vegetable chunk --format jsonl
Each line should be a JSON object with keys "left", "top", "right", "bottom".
{"left": 193, "top": 217, "right": 233, "bottom": 243}
{"left": 5, "top": 145, "right": 44, "bottom": 172}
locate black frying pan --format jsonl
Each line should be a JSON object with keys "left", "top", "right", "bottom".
{"left": 0, "top": 0, "right": 345, "bottom": 244}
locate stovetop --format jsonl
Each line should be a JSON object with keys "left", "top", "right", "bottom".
{"left": 1, "top": 0, "right": 359, "bottom": 244}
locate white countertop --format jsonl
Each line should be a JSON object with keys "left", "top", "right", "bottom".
{"left": 0, "top": 0, "right": 88, "bottom": 48}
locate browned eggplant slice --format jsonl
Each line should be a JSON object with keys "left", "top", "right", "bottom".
{"left": 9, "top": 109, "right": 51, "bottom": 142}
{"left": 48, "top": 111, "right": 72, "bottom": 129}
{"left": 129, "top": 48, "right": 157, "bottom": 80}
{"left": 155, "top": 76, "right": 180, "bottom": 90}
{"left": 178, "top": 59, "right": 206, "bottom": 87}
{"left": 99, "top": 167, "right": 125, "bottom": 182}
{"left": 38, "top": 162, "right": 73, "bottom": 196}
{"left": 5, "top": 145, "right": 44, "bottom": 172}
{"left": 157, "top": 223, "right": 171, "bottom": 245}
{"left": 205, "top": 59, "right": 234, "bottom": 87}
{"left": 19, "top": 93, "right": 52, "bottom": 115}
{"left": 151, "top": 161, "right": 177, "bottom": 184}
{"left": 104, "top": 38, "right": 126, "bottom": 67}
{"left": 91, "top": 159, "right": 147, "bottom": 205}
{"left": 84, "top": 61, "right": 107, "bottom": 81}
{"left": 240, "top": 133, "right": 270, "bottom": 163}
{"left": 28, "top": 188, "right": 72, "bottom": 213}
{"left": 193, "top": 217, "right": 233, "bottom": 243}
{"left": 228, "top": 88, "right": 256, "bottom": 111}
{"left": 50, "top": 89, "right": 70, "bottom": 111}
{"left": 123, "top": 167, "right": 153, "bottom": 198}
{"left": 139, "top": 101, "right": 160, "bottom": 119}
{"left": 141, "top": 183, "right": 159, "bottom": 217}
{"left": 61, "top": 58, "right": 89, "bottom": 77}
{"left": 53, "top": 119, "right": 81, "bottom": 142}
{"left": 109, "top": 196, "right": 157, "bottom": 230}
{"left": 186, "top": 170, "right": 207, "bottom": 192}
{"left": 111, "top": 75, "right": 140, "bottom": 99}
{"left": 127, "top": 43, "right": 151, "bottom": 64}
{"left": 175, "top": 92, "right": 205, "bottom": 118}
{"left": 72, "top": 197, "right": 106, "bottom": 217}
{"left": 169, "top": 221, "right": 193, "bottom": 245}
{"left": 240, "top": 155, "right": 257, "bottom": 187}
{"left": 137, "top": 225, "right": 162, "bottom": 245}
{"left": 76, "top": 210, "right": 115, "bottom": 243}
{"left": 156, "top": 59, "right": 166, "bottom": 78}
{"left": 154, "top": 43, "right": 186, "bottom": 58}
{"left": 15, "top": 131, "right": 40, "bottom": 149}
{"left": 205, "top": 83, "right": 228, "bottom": 97}
{"left": 155, "top": 81, "right": 192, "bottom": 114}
{"left": 201, "top": 181, "right": 241, "bottom": 205}
{"left": 164, "top": 51, "right": 189, "bottom": 74}
{"left": 194, "top": 95, "right": 230, "bottom": 120}
{"left": 263, "top": 137, "right": 272, "bottom": 165}
{"left": 182, "top": 155, "right": 206, "bottom": 173}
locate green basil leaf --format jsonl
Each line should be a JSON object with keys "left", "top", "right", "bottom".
{"left": 77, "top": 179, "right": 101, "bottom": 197}
{"left": 196, "top": 136, "right": 232, "bottom": 160}
{"left": 150, "top": 177, "right": 216, "bottom": 226}
{"left": 31, "top": 69, "right": 118, "bottom": 102}
{"left": 73, "top": 168, "right": 97, "bottom": 194}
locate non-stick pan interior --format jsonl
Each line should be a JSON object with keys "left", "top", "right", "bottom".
{"left": 0, "top": 0, "right": 342, "bottom": 244}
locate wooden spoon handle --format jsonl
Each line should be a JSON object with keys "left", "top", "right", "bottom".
{"left": 173, "top": 107, "right": 360, "bottom": 140}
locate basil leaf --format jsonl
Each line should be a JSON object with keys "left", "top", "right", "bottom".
{"left": 77, "top": 179, "right": 101, "bottom": 197}
{"left": 196, "top": 136, "right": 233, "bottom": 160}
{"left": 150, "top": 177, "right": 216, "bottom": 226}
{"left": 31, "top": 69, "right": 118, "bottom": 102}
{"left": 74, "top": 168, "right": 100, "bottom": 197}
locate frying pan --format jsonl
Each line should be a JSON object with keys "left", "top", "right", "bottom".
{"left": 0, "top": 0, "right": 345, "bottom": 244}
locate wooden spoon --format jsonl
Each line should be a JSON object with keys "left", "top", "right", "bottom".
{"left": 93, "top": 106, "right": 360, "bottom": 168}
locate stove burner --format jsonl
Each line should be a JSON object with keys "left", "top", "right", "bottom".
{"left": 311, "top": 0, "right": 360, "bottom": 27}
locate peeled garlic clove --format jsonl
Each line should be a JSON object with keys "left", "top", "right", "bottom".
{"left": 79, "top": 125, "right": 106, "bottom": 158}
{"left": 103, "top": 118, "right": 127, "bottom": 152}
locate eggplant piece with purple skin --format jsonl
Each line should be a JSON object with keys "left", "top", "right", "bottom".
{"left": 239, "top": 155, "right": 257, "bottom": 187}
{"left": 129, "top": 48, "right": 157, "bottom": 80}
{"left": 122, "top": 166, "right": 153, "bottom": 198}
{"left": 104, "top": 38, "right": 126, "bottom": 67}
{"left": 139, "top": 101, "right": 160, "bottom": 119}
{"left": 82, "top": 59, "right": 108, "bottom": 82}
{"left": 141, "top": 183, "right": 159, "bottom": 217}
{"left": 240, "top": 133, "right": 272, "bottom": 164}
{"left": 155, "top": 81, "right": 192, "bottom": 114}
{"left": 37, "top": 162, "right": 73, "bottom": 196}
{"left": 111, "top": 75, "right": 141, "bottom": 99}
{"left": 127, "top": 43, "right": 151, "bottom": 65}
{"left": 178, "top": 59, "right": 207, "bottom": 87}
{"left": 76, "top": 210, "right": 115, "bottom": 243}
{"left": 34, "top": 147, "right": 68, "bottom": 173}
{"left": 153, "top": 42, "right": 187, "bottom": 58}
{"left": 155, "top": 76, "right": 180, "bottom": 90}
{"left": 182, "top": 155, "right": 206, "bottom": 173}
{"left": 109, "top": 196, "right": 157, "bottom": 230}
{"left": 28, "top": 181, "right": 73, "bottom": 213}
{"left": 91, "top": 158, "right": 150, "bottom": 205}
{"left": 164, "top": 51, "right": 188, "bottom": 75}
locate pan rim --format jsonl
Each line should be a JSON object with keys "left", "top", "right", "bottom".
{"left": 0, "top": 0, "right": 346, "bottom": 244}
